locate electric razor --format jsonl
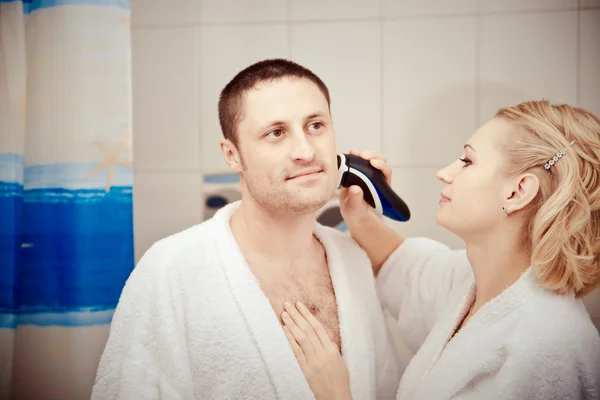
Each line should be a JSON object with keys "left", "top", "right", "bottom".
{"left": 337, "top": 153, "right": 411, "bottom": 222}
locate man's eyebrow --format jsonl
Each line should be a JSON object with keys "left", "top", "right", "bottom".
{"left": 305, "top": 112, "right": 326, "bottom": 121}
{"left": 256, "top": 112, "right": 327, "bottom": 132}
{"left": 258, "top": 120, "right": 286, "bottom": 132}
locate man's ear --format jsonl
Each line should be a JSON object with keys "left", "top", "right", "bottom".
{"left": 220, "top": 139, "right": 243, "bottom": 172}
{"left": 504, "top": 172, "right": 540, "bottom": 214}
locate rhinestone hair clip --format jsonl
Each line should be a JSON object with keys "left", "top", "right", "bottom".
{"left": 544, "top": 140, "right": 575, "bottom": 170}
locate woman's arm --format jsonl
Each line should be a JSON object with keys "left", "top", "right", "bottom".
{"left": 340, "top": 151, "right": 472, "bottom": 353}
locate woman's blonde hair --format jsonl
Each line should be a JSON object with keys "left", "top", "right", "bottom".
{"left": 495, "top": 100, "right": 600, "bottom": 298}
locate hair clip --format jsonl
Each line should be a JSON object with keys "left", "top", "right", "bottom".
{"left": 544, "top": 140, "right": 575, "bottom": 170}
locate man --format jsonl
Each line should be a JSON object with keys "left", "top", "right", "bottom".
{"left": 91, "top": 59, "right": 401, "bottom": 399}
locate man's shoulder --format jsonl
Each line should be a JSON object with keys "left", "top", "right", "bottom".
{"left": 116, "top": 216, "right": 226, "bottom": 303}
{"left": 136, "top": 218, "right": 218, "bottom": 273}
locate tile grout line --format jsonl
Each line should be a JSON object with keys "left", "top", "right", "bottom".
{"left": 133, "top": 164, "right": 448, "bottom": 173}
{"left": 380, "top": 0, "right": 385, "bottom": 154}
{"left": 195, "top": 2, "right": 203, "bottom": 175}
{"left": 134, "top": 168, "right": 206, "bottom": 174}
{"left": 287, "top": 0, "right": 292, "bottom": 58}
{"left": 130, "top": 6, "right": 598, "bottom": 29}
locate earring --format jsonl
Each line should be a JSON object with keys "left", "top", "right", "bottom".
{"left": 502, "top": 206, "right": 509, "bottom": 216}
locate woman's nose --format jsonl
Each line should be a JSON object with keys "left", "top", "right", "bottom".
{"left": 436, "top": 165, "right": 453, "bottom": 184}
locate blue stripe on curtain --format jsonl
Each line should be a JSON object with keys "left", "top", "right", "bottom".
{"left": 0, "top": 154, "right": 24, "bottom": 329}
{"left": 0, "top": 155, "right": 134, "bottom": 328}
{"left": 0, "top": 0, "right": 130, "bottom": 13}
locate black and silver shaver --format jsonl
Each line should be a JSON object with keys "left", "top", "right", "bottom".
{"left": 337, "top": 153, "right": 411, "bottom": 222}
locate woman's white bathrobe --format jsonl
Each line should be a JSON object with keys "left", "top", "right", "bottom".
{"left": 377, "top": 237, "right": 600, "bottom": 400}
{"left": 91, "top": 201, "right": 401, "bottom": 400}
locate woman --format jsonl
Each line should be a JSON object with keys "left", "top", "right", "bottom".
{"left": 280, "top": 100, "right": 600, "bottom": 399}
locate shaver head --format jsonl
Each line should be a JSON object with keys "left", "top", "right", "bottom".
{"left": 336, "top": 153, "right": 411, "bottom": 222}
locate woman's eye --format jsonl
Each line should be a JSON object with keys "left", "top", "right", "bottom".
{"left": 459, "top": 157, "right": 472, "bottom": 167}
{"left": 269, "top": 129, "right": 283, "bottom": 138}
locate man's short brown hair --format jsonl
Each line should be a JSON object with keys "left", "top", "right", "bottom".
{"left": 218, "top": 58, "right": 331, "bottom": 147}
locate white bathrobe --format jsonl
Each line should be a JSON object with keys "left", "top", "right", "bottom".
{"left": 91, "top": 201, "right": 401, "bottom": 400}
{"left": 377, "top": 237, "right": 600, "bottom": 400}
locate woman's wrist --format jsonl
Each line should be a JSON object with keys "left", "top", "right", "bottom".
{"left": 345, "top": 210, "right": 404, "bottom": 276}
{"left": 345, "top": 208, "right": 379, "bottom": 232}
{"left": 334, "top": 387, "right": 353, "bottom": 400}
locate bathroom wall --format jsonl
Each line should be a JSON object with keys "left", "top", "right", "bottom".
{"left": 130, "top": 0, "right": 600, "bottom": 329}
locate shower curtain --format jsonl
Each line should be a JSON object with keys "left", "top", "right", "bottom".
{"left": 0, "top": 0, "right": 133, "bottom": 398}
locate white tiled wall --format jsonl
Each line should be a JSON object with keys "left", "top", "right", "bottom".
{"left": 478, "top": 11, "right": 579, "bottom": 122}
{"left": 383, "top": 16, "right": 477, "bottom": 167}
{"left": 131, "top": 28, "right": 200, "bottom": 172}
{"left": 131, "top": 1, "right": 600, "bottom": 324}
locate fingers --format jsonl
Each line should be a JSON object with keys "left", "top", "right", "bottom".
{"left": 283, "top": 326, "right": 307, "bottom": 368}
{"left": 348, "top": 149, "right": 387, "bottom": 163}
{"left": 295, "top": 302, "right": 335, "bottom": 350}
{"left": 348, "top": 185, "right": 363, "bottom": 201}
{"left": 348, "top": 149, "right": 392, "bottom": 185}
{"left": 340, "top": 185, "right": 365, "bottom": 210}
{"left": 340, "top": 186, "right": 362, "bottom": 206}
{"left": 282, "top": 307, "right": 316, "bottom": 360}
{"left": 283, "top": 302, "right": 323, "bottom": 353}
{"left": 370, "top": 159, "right": 392, "bottom": 185}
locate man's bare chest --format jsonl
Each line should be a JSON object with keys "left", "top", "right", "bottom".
{"left": 253, "top": 265, "right": 341, "bottom": 351}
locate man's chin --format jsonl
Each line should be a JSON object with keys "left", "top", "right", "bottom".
{"left": 287, "top": 199, "right": 328, "bottom": 214}
{"left": 254, "top": 184, "right": 336, "bottom": 215}
{"left": 279, "top": 191, "right": 333, "bottom": 213}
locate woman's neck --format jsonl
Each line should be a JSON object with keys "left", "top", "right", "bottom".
{"left": 465, "top": 229, "right": 531, "bottom": 313}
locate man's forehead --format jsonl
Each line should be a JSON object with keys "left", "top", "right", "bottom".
{"left": 244, "top": 78, "right": 326, "bottom": 103}
{"left": 240, "top": 79, "right": 329, "bottom": 124}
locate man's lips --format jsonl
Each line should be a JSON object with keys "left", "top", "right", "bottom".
{"left": 287, "top": 168, "right": 323, "bottom": 180}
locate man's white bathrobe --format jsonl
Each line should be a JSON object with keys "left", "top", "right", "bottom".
{"left": 91, "top": 201, "right": 401, "bottom": 400}
{"left": 377, "top": 237, "right": 600, "bottom": 400}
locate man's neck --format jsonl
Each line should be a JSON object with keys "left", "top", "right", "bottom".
{"left": 230, "top": 198, "right": 319, "bottom": 265}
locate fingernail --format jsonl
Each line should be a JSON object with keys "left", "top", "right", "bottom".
{"left": 284, "top": 301, "right": 292, "bottom": 309}
{"left": 281, "top": 312, "right": 289, "bottom": 320}
{"left": 296, "top": 301, "right": 305, "bottom": 310}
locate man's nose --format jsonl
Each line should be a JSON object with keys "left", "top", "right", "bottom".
{"left": 290, "top": 132, "right": 316, "bottom": 163}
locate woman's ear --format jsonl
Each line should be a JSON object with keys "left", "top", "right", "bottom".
{"left": 504, "top": 172, "right": 540, "bottom": 214}
{"left": 220, "top": 139, "right": 244, "bottom": 172}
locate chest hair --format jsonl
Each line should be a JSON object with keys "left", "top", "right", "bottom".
{"left": 251, "top": 260, "right": 341, "bottom": 352}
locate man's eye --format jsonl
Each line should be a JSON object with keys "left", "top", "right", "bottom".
{"left": 309, "top": 122, "right": 322, "bottom": 131}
